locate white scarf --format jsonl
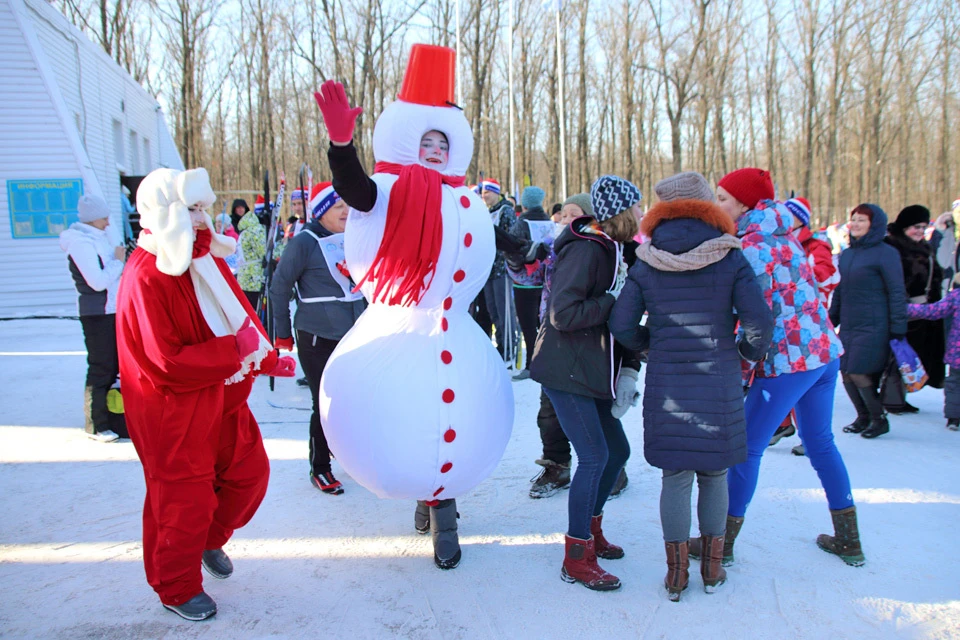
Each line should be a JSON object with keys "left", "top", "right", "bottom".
{"left": 138, "top": 222, "right": 272, "bottom": 384}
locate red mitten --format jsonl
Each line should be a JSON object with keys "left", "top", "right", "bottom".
{"left": 314, "top": 80, "right": 363, "bottom": 145}
{"left": 266, "top": 355, "right": 297, "bottom": 378}
{"left": 235, "top": 317, "right": 260, "bottom": 359}
{"left": 274, "top": 336, "right": 294, "bottom": 351}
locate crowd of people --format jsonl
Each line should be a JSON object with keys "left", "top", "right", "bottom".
{"left": 55, "top": 43, "right": 960, "bottom": 620}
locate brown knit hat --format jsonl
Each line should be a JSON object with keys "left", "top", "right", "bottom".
{"left": 655, "top": 172, "right": 714, "bottom": 203}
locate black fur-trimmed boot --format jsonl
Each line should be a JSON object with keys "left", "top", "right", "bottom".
{"left": 430, "top": 499, "right": 461, "bottom": 569}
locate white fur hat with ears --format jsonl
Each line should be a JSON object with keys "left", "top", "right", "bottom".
{"left": 136, "top": 168, "right": 235, "bottom": 275}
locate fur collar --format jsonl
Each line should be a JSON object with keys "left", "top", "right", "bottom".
{"left": 640, "top": 199, "right": 735, "bottom": 238}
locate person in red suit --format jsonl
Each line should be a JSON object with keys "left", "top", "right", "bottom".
{"left": 116, "top": 167, "right": 296, "bottom": 621}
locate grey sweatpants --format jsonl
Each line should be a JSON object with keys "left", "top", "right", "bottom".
{"left": 660, "top": 469, "right": 728, "bottom": 542}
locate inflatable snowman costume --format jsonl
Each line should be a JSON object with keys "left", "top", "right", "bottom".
{"left": 317, "top": 45, "right": 514, "bottom": 569}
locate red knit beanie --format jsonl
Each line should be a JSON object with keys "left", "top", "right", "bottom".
{"left": 717, "top": 168, "right": 775, "bottom": 210}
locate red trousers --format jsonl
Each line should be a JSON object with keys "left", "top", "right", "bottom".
{"left": 134, "top": 380, "right": 269, "bottom": 606}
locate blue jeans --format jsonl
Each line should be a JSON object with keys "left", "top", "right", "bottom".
{"left": 543, "top": 387, "right": 630, "bottom": 539}
{"left": 728, "top": 359, "right": 854, "bottom": 517}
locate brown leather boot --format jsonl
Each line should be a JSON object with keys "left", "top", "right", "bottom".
{"left": 590, "top": 514, "right": 624, "bottom": 560}
{"left": 664, "top": 541, "right": 689, "bottom": 602}
{"left": 816, "top": 506, "right": 865, "bottom": 566}
{"left": 689, "top": 515, "right": 744, "bottom": 566}
{"left": 700, "top": 535, "right": 727, "bottom": 593}
{"left": 560, "top": 535, "right": 621, "bottom": 591}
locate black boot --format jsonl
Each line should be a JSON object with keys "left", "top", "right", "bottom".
{"left": 947, "top": 418, "right": 960, "bottom": 431}
{"left": 430, "top": 499, "right": 460, "bottom": 569}
{"left": 861, "top": 415, "right": 890, "bottom": 439}
{"left": 841, "top": 379, "right": 870, "bottom": 433}
{"left": 414, "top": 500, "right": 430, "bottom": 535}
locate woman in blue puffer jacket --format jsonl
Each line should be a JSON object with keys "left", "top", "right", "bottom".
{"left": 609, "top": 171, "right": 773, "bottom": 601}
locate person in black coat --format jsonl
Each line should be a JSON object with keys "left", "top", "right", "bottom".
{"left": 609, "top": 172, "right": 773, "bottom": 600}
{"left": 229, "top": 198, "right": 249, "bottom": 231}
{"left": 883, "top": 205, "right": 945, "bottom": 409}
{"left": 830, "top": 204, "right": 908, "bottom": 438}
{"left": 507, "top": 186, "right": 552, "bottom": 375}
{"left": 530, "top": 175, "right": 642, "bottom": 592}
{"left": 269, "top": 182, "right": 366, "bottom": 495}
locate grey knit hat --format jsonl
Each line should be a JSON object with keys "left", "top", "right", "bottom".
{"left": 77, "top": 194, "right": 111, "bottom": 223}
{"left": 654, "top": 171, "right": 714, "bottom": 203}
{"left": 590, "top": 175, "right": 642, "bottom": 221}
{"left": 562, "top": 193, "right": 594, "bottom": 218}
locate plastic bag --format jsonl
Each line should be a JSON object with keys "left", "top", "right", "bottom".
{"left": 889, "top": 338, "right": 929, "bottom": 393}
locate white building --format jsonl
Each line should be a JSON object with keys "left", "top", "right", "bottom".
{"left": 0, "top": 0, "right": 183, "bottom": 317}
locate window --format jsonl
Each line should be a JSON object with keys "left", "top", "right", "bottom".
{"left": 142, "top": 138, "right": 151, "bottom": 172}
{"left": 128, "top": 130, "right": 139, "bottom": 174}
{"left": 112, "top": 119, "right": 124, "bottom": 168}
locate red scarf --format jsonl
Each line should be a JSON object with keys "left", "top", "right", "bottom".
{"left": 354, "top": 162, "right": 465, "bottom": 306}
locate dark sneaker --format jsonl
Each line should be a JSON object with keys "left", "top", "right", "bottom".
{"left": 768, "top": 423, "right": 796, "bottom": 446}
{"left": 885, "top": 403, "right": 919, "bottom": 415}
{"left": 296, "top": 376, "right": 309, "bottom": 387}
{"left": 529, "top": 459, "right": 571, "bottom": 499}
{"left": 201, "top": 548, "right": 233, "bottom": 579}
{"left": 512, "top": 369, "right": 531, "bottom": 381}
{"left": 948, "top": 418, "right": 960, "bottom": 431}
{"left": 608, "top": 468, "right": 629, "bottom": 499}
{"left": 311, "top": 471, "right": 344, "bottom": 495}
{"left": 791, "top": 444, "right": 806, "bottom": 456}
{"left": 163, "top": 592, "right": 217, "bottom": 621}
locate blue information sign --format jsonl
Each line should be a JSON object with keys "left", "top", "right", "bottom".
{"left": 6, "top": 179, "right": 84, "bottom": 239}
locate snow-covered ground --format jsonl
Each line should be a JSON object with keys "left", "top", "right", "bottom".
{"left": 1, "top": 318, "right": 958, "bottom": 639}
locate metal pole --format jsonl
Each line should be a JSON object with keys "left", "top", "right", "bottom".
{"left": 507, "top": 0, "right": 516, "bottom": 198}
{"left": 556, "top": 4, "right": 567, "bottom": 201}
{"left": 456, "top": 0, "right": 463, "bottom": 106}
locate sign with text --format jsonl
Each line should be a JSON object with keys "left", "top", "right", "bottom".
{"left": 6, "top": 179, "right": 84, "bottom": 239}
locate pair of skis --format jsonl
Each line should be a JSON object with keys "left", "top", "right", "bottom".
{"left": 260, "top": 171, "right": 285, "bottom": 391}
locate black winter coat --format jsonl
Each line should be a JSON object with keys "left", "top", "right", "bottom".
{"left": 530, "top": 217, "right": 639, "bottom": 399}
{"left": 884, "top": 229, "right": 945, "bottom": 387}
{"left": 829, "top": 205, "right": 908, "bottom": 375}
{"left": 609, "top": 200, "right": 773, "bottom": 471}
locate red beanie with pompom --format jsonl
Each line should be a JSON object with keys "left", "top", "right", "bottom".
{"left": 717, "top": 168, "right": 775, "bottom": 210}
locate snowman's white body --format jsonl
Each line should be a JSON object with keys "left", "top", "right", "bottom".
{"left": 319, "top": 101, "right": 514, "bottom": 501}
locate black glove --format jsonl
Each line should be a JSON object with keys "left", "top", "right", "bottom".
{"left": 524, "top": 241, "right": 549, "bottom": 264}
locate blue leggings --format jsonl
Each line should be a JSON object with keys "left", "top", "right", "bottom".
{"left": 543, "top": 387, "right": 630, "bottom": 539}
{"left": 728, "top": 359, "right": 854, "bottom": 517}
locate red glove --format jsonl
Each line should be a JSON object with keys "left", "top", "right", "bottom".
{"left": 314, "top": 80, "right": 363, "bottom": 145}
{"left": 275, "top": 336, "right": 294, "bottom": 351}
{"left": 235, "top": 317, "right": 260, "bottom": 359}
{"left": 266, "top": 355, "right": 297, "bottom": 377}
